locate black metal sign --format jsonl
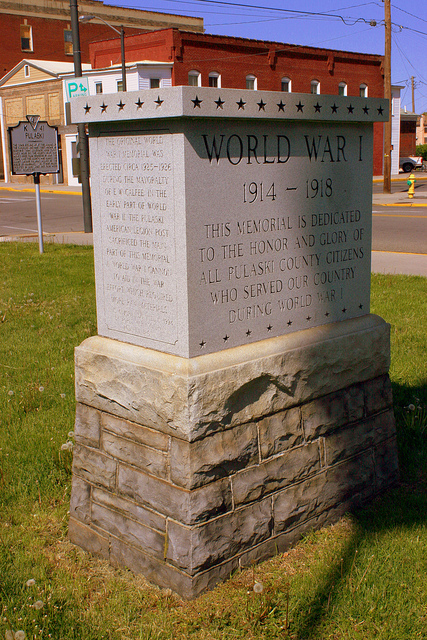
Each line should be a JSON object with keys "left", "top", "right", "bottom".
{"left": 8, "top": 115, "right": 59, "bottom": 175}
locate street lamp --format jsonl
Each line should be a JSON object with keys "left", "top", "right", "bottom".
{"left": 79, "top": 15, "right": 126, "bottom": 91}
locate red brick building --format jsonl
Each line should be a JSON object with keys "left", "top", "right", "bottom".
{"left": 89, "top": 28, "right": 386, "bottom": 174}
{"left": 0, "top": 0, "right": 204, "bottom": 77}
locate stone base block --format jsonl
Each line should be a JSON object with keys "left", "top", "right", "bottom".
{"left": 69, "top": 314, "right": 399, "bottom": 599}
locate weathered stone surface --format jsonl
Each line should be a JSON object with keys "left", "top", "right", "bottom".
{"left": 372, "top": 409, "right": 397, "bottom": 443}
{"left": 92, "top": 487, "right": 166, "bottom": 532}
{"left": 166, "top": 499, "right": 272, "bottom": 574}
{"left": 323, "top": 421, "right": 374, "bottom": 466}
{"left": 374, "top": 437, "right": 399, "bottom": 491}
{"left": 91, "top": 502, "right": 165, "bottom": 559}
{"left": 258, "top": 406, "right": 302, "bottom": 460}
{"left": 72, "top": 443, "right": 117, "bottom": 490}
{"left": 101, "top": 431, "right": 169, "bottom": 480}
{"left": 101, "top": 413, "right": 169, "bottom": 451}
{"left": 365, "top": 374, "right": 393, "bottom": 416}
{"left": 75, "top": 315, "right": 390, "bottom": 441}
{"left": 74, "top": 403, "right": 101, "bottom": 447}
{"left": 118, "top": 463, "right": 233, "bottom": 524}
{"left": 232, "top": 442, "right": 320, "bottom": 506}
{"left": 170, "top": 422, "right": 258, "bottom": 489}
{"left": 273, "top": 473, "right": 328, "bottom": 532}
{"left": 302, "top": 385, "right": 364, "bottom": 440}
{"left": 325, "top": 452, "right": 375, "bottom": 507}
{"left": 69, "top": 475, "right": 91, "bottom": 524}
{"left": 68, "top": 517, "right": 109, "bottom": 559}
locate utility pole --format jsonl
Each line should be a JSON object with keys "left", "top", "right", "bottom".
{"left": 383, "top": 0, "right": 392, "bottom": 194}
{"left": 411, "top": 76, "right": 415, "bottom": 113}
{"left": 70, "top": 0, "right": 92, "bottom": 233}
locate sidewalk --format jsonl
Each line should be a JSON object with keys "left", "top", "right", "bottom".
{"left": 1, "top": 176, "right": 426, "bottom": 276}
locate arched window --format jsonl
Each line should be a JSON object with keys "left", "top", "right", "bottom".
{"left": 188, "top": 70, "right": 201, "bottom": 87}
{"left": 246, "top": 74, "right": 257, "bottom": 90}
{"left": 209, "top": 72, "right": 221, "bottom": 88}
{"left": 281, "top": 77, "right": 291, "bottom": 92}
{"left": 338, "top": 82, "right": 347, "bottom": 96}
{"left": 311, "top": 79, "right": 320, "bottom": 95}
{"left": 359, "top": 83, "right": 368, "bottom": 98}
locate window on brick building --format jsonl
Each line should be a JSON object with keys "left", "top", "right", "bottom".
{"left": 359, "top": 83, "right": 368, "bottom": 97}
{"left": 338, "top": 82, "right": 347, "bottom": 96}
{"left": 95, "top": 82, "right": 103, "bottom": 94}
{"left": 20, "top": 24, "right": 33, "bottom": 52}
{"left": 246, "top": 75, "right": 257, "bottom": 90}
{"left": 64, "top": 30, "right": 73, "bottom": 55}
{"left": 281, "top": 77, "right": 291, "bottom": 92}
{"left": 150, "top": 78, "right": 160, "bottom": 89}
{"left": 117, "top": 80, "right": 124, "bottom": 92}
{"left": 311, "top": 79, "right": 320, "bottom": 94}
{"left": 188, "top": 70, "right": 201, "bottom": 86}
{"left": 209, "top": 72, "right": 221, "bottom": 88}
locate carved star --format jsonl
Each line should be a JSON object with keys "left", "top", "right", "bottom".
{"left": 347, "top": 104, "right": 354, "bottom": 114}
{"left": 135, "top": 98, "right": 144, "bottom": 109}
{"left": 377, "top": 105, "right": 384, "bottom": 115}
{"left": 154, "top": 96, "right": 164, "bottom": 107}
{"left": 84, "top": 103, "right": 91, "bottom": 114}
{"left": 331, "top": 103, "right": 338, "bottom": 113}
{"left": 287, "top": 320, "right": 293, "bottom": 326}
{"left": 100, "top": 102, "right": 107, "bottom": 113}
{"left": 359, "top": 303, "right": 364, "bottom": 309}
{"left": 296, "top": 101, "right": 304, "bottom": 112}
{"left": 325, "top": 312, "right": 330, "bottom": 317}
{"left": 306, "top": 315, "right": 312, "bottom": 321}
{"left": 236, "top": 98, "right": 246, "bottom": 110}
{"left": 192, "top": 95, "right": 202, "bottom": 108}
{"left": 342, "top": 307, "right": 347, "bottom": 313}
{"left": 314, "top": 102, "right": 322, "bottom": 113}
{"left": 257, "top": 99, "right": 266, "bottom": 111}
{"left": 277, "top": 100, "right": 286, "bottom": 112}
{"left": 267, "top": 324, "right": 272, "bottom": 332}
{"left": 246, "top": 329, "right": 252, "bottom": 337}
{"left": 117, "top": 100, "right": 125, "bottom": 111}
{"left": 363, "top": 105, "right": 370, "bottom": 115}
{"left": 223, "top": 335, "right": 229, "bottom": 342}
{"left": 199, "top": 340, "right": 206, "bottom": 348}
{"left": 215, "top": 97, "right": 225, "bottom": 109}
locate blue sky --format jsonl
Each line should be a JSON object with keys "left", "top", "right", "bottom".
{"left": 109, "top": 0, "right": 427, "bottom": 113}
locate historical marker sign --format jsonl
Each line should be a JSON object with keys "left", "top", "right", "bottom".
{"left": 8, "top": 116, "right": 59, "bottom": 175}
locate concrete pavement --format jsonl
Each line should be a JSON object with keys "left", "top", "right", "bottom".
{"left": 1, "top": 175, "right": 427, "bottom": 277}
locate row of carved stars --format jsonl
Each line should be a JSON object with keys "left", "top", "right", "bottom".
{"left": 198, "top": 303, "right": 365, "bottom": 347}
{"left": 83, "top": 96, "right": 384, "bottom": 116}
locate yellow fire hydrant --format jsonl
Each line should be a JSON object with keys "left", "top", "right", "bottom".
{"left": 407, "top": 173, "right": 416, "bottom": 199}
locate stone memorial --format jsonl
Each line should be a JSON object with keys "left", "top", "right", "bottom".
{"left": 69, "top": 87, "right": 399, "bottom": 598}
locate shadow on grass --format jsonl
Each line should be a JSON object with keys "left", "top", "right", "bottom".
{"left": 288, "top": 381, "right": 427, "bottom": 640}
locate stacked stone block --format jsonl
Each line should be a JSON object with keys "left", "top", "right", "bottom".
{"left": 69, "top": 315, "right": 399, "bottom": 599}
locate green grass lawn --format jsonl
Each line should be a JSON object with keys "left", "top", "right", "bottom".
{"left": 0, "top": 243, "right": 426, "bottom": 640}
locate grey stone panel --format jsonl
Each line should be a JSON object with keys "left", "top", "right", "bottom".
{"left": 69, "top": 475, "right": 91, "bottom": 524}
{"left": 323, "top": 421, "right": 374, "bottom": 466}
{"left": 302, "top": 384, "right": 365, "bottom": 440}
{"left": 232, "top": 442, "right": 321, "bottom": 506}
{"left": 117, "top": 463, "right": 233, "bottom": 524}
{"left": 272, "top": 473, "right": 329, "bottom": 533}
{"left": 92, "top": 487, "right": 166, "bottom": 533}
{"left": 166, "top": 499, "right": 273, "bottom": 574}
{"left": 72, "top": 443, "right": 117, "bottom": 491}
{"left": 364, "top": 374, "right": 393, "bottom": 416}
{"left": 170, "top": 422, "right": 258, "bottom": 489}
{"left": 91, "top": 502, "right": 165, "bottom": 560}
{"left": 68, "top": 517, "right": 109, "bottom": 559}
{"left": 74, "top": 403, "right": 101, "bottom": 447}
{"left": 372, "top": 409, "right": 397, "bottom": 444}
{"left": 101, "top": 431, "right": 169, "bottom": 481}
{"left": 374, "top": 437, "right": 400, "bottom": 492}
{"left": 325, "top": 452, "right": 375, "bottom": 507}
{"left": 258, "top": 406, "right": 303, "bottom": 459}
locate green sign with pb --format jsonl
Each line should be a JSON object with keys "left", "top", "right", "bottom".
{"left": 64, "top": 76, "right": 90, "bottom": 100}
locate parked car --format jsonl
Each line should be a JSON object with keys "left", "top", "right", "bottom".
{"left": 399, "top": 156, "right": 423, "bottom": 173}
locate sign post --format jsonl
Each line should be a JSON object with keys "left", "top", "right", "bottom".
{"left": 8, "top": 115, "right": 60, "bottom": 253}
